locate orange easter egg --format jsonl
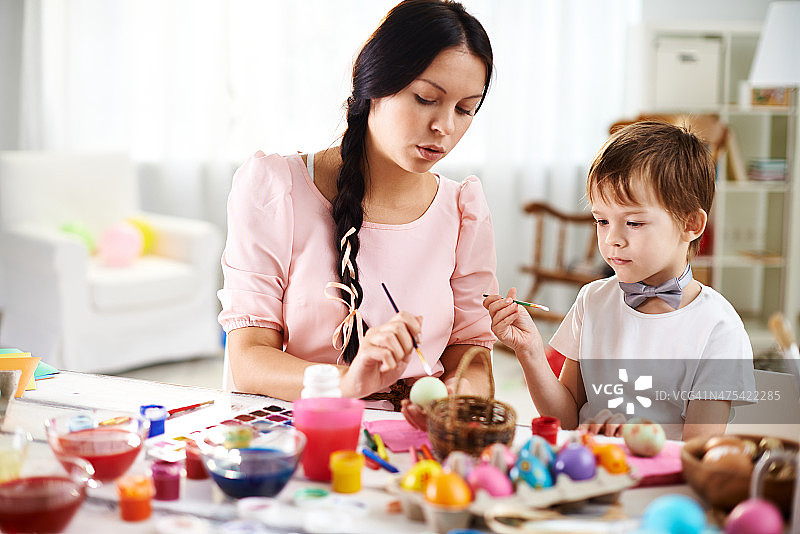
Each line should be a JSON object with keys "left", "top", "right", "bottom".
{"left": 424, "top": 472, "right": 472, "bottom": 507}
{"left": 593, "top": 443, "right": 629, "bottom": 474}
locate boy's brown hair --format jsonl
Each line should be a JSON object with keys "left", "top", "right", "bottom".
{"left": 587, "top": 120, "right": 715, "bottom": 258}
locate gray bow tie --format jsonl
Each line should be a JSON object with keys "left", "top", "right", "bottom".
{"left": 619, "top": 266, "right": 693, "bottom": 310}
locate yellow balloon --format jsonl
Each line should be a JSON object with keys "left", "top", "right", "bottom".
{"left": 126, "top": 217, "right": 156, "bottom": 254}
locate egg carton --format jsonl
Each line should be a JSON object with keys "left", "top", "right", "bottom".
{"left": 469, "top": 466, "right": 640, "bottom": 515}
{"left": 387, "top": 466, "right": 640, "bottom": 524}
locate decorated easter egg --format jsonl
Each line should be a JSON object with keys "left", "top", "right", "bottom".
{"left": 479, "top": 443, "right": 515, "bottom": 474}
{"left": 424, "top": 472, "right": 472, "bottom": 507}
{"left": 622, "top": 417, "right": 665, "bottom": 457}
{"left": 442, "top": 451, "right": 476, "bottom": 479}
{"left": 726, "top": 498, "right": 783, "bottom": 534}
{"left": 409, "top": 376, "right": 448, "bottom": 407}
{"left": 517, "top": 436, "right": 556, "bottom": 468}
{"left": 400, "top": 460, "right": 442, "bottom": 492}
{"left": 466, "top": 463, "right": 514, "bottom": 497}
{"left": 553, "top": 443, "right": 596, "bottom": 481}
{"left": 642, "top": 495, "right": 706, "bottom": 534}
{"left": 592, "top": 443, "right": 629, "bottom": 474}
{"left": 510, "top": 455, "right": 552, "bottom": 489}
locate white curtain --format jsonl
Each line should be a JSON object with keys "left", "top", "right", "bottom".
{"left": 17, "top": 0, "right": 637, "bottom": 293}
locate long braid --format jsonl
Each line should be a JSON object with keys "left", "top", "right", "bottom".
{"left": 332, "top": 96, "right": 370, "bottom": 364}
{"left": 328, "top": 0, "right": 493, "bottom": 365}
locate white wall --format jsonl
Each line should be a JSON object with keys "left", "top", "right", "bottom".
{"left": 0, "top": 1, "right": 23, "bottom": 151}
{"left": 641, "top": 0, "right": 772, "bottom": 22}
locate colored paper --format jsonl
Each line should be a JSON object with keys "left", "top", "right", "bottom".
{"left": 34, "top": 360, "right": 59, "bottom": 379}
{"left": 0, "top": 351, "right": 38, "bottom": 392}
{"left": 623, "top": 440, "right": 684, "bottom": 487}
{"left": 363, "top": 419, "right": 431, "bottom": 453}
{"left": 0, "top": 356, "right": 40, "bottom": 397}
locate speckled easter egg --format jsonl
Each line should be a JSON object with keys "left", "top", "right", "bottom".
{"left": 409, "top": 376, "right": 448, "bottom": 407}
{"left": 510, "top": 455, "right": 552, "bottom": 489}
{"left": 622, "top": 418, "right": 665, "bottom": 457}
{"left": 466, "top": 463, "right": 514, "bottom": 497}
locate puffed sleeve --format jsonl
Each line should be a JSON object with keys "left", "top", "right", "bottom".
{"left": 549, "top": 283, "right": 588, "bottom": 361}
{"left": 217, "top": 152, "right": 294, "bottom": 333}
{"left": 448, "top": 176, "right": 499, "bottom": 348}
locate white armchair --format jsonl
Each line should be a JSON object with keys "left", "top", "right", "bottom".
{"left": 0, "top": 151, "right": 223, "bottom": 373}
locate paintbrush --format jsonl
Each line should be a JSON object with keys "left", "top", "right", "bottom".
{"left": 380, "top": 282, "right": 433, "bottom": 375}
{"left": 482, "top": 294, "right": 550, "bottom": 312}
{"left": 167, "top": 400, "right": 215, "bottom": 419}
{"left": 767, "top": 312, "right": 800, "bottom": 387}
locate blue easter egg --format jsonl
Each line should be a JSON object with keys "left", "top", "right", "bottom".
{"left": 518, "top": 436, "right": 556, "bottom": 468}
{"left": 510, "top": 455, "right": 553, "bottom": 489}
{"left": 642, "top": 494, "right": 706, "bottom": 534}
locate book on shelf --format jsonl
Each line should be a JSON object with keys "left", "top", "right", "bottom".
{"left": 747, "top": 158, "right": 787, "bottom": 181}
{"left": 725, "top": 129, "right": 747, "bottom": 182}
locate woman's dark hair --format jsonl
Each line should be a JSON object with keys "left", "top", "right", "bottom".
{"left": 333, "top": 0, "right": 493, "bottom": 364}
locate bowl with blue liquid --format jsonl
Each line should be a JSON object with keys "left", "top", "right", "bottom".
{"left": 198, "top": 424, "right": 306, "bottom": 499}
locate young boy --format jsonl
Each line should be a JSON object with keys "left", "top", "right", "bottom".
{"left": 485, "top": 121, "right": 755, "bottom": 441}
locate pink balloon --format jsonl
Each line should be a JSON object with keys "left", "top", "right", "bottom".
{"left": 98, "top": 221, "right": 144, "bottom": 267}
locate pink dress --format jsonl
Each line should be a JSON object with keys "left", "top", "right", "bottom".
{"left": 218, "top": 152, "right": 498, "bottom": 379}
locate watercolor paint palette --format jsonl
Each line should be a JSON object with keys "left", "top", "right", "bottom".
{"left": 146, "top": 404, "right": 294, "bottom": 462}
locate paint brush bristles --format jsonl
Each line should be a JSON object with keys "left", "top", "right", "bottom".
{"left": 381, "top": 282, "right": 432, "bottom": 375}
{"left": 482, "top": 294, "right": 550, "bottom": 312}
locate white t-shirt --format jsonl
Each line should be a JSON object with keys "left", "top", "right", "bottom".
{"left": 550, "top": 276, "right": 756, "bottom": 439}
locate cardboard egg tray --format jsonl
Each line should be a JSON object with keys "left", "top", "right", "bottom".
{"left": 388, "top": 466, "right": 640, "bottom": 525}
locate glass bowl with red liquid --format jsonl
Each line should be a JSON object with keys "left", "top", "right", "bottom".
{"left": 45, "top": 413, "right": 149, "bottom": 482}
{"left": 0, "top": 448, "right": 95, "bottom": 534}
{"left": 197, "top": 424, "right": 306, "bottom": 499}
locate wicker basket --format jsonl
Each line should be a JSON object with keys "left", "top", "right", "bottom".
{"left": 426, "top": 346, "right": 517, "bottom": 459}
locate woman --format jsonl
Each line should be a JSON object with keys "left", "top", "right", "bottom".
{"left": 219, "top": 0, "right": 498, "bottom": 427}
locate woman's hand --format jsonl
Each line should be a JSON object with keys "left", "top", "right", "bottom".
{"left": 483, "top": 288, "right": 541, "bottom": 354}
{"left": 339, "top": 312, "right": 421, "bottom": 399}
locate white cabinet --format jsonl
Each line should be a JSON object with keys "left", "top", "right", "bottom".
{"left": 627, "top": 22, "right": 800, "bottom": 353}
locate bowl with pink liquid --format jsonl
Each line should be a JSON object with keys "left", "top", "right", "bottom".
{"left": 45, "top": 413, "right": 149, "bottom": 482}
{"left": 0, "top": 447, "right": 95, "bottom": 533}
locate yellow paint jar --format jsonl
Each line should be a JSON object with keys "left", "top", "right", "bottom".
{"left": 329, "top": 451, "right": 364, "bottom": 493}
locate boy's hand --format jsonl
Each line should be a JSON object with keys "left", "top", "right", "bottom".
{"left": 483, "top": 288, "right": 541, "bottom": 353}
{"left": 581, "top": 408, "right": 627, "bottom": 437}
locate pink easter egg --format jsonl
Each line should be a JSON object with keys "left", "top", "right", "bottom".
{"left": 98, "top": 221, "right": 144, "bottom": 267}
{"left": 466, "top": 463, "right": 514, "bottom": 497}
{"left": 726, "top": 498, "right": 783, "bottom": 534}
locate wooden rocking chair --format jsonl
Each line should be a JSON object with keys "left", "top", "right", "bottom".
{"left": 520, "top": 201, "right": 609, "bottom": 323}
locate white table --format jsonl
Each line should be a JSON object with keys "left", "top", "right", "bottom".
{"left": 4, "top": 371, "right": 697, "bottom": 533}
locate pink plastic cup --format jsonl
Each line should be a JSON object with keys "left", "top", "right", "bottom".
{"left": 293, "top": 398, "right": 365, "bottom": 482}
